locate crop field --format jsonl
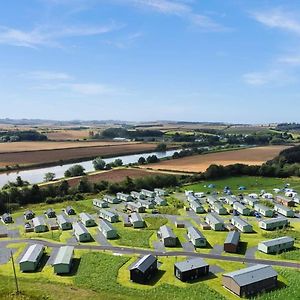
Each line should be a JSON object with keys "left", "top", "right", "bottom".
{"left": 143, "top": 146, "right": 290, "bottom": 173}
{"left": 0, "top": 143, "right": 158, "bottom": 167}
{"left": 45, "top": 129, "right": 92, "bottom": 140}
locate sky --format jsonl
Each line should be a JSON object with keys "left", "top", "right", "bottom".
{"left": 0, "top": 0, "right": 300, "bottom": 123}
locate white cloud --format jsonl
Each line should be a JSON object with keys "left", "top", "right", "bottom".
{"left": 278, "top": 54, "right": 300, "bottom": 66}
{"left": 0, "top": 23, "right": 121, "bottom": 48}
{"left": 252, "top": 9, "right": 300, "bottom": 35}
{"left": 66, "top": 83, "right": 117, "bottom": 95}
{"left": 243, "top": 70, "right": 294, "bottom": 86}
{"left": 24, "top": 71, "right": 73, "bottom": 80}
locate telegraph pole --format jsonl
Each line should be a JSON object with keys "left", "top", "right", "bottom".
{"left": 10, "top": 250, "right": 19, "bottom": 294}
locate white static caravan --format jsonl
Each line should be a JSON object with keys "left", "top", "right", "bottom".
{"left": 274, "top": 204, "right": 295, "bottom": 218}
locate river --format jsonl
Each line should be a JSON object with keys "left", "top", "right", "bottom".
{"left": 0, "top": 149, "right": 179, "bottom": 188}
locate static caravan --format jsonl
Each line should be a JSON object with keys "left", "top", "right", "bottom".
{"left": 225, "top": 196, "right": 237, "bottom": 205}
{"left": 187, "top": 193, "right": 198, "bottom": 203}
{"left": 45, "top": 208, "right": 56, "bottom": 218}
{"left": 158, "top": 225, "right": 177, "bottom": 247}
{"left": 206, "top": 196, "right": 219, "bottom": 206}
{"left": 32, "top": 216, "right": 48, "bottom": 233}
{"left": 57, "top": 214, "right": 72, "bottom": 231}
{"left": 117, "top": 192, "right": 133, "bottom": 202}
{"left": 79, "top": 212, "right": 96, "bottom": 227}
{"left": 24, "top": 210, "right": 35, "bottom": 220}
{"left": 99, "top": 209, "right": 119, "bottom": 223}
{"left": 224, "top": 231, "right": 240, "bottom": 253}
{"left": 73, "top": 222, "right": 91, "bottom": 242}
{"left": 138, "top": 199, "right": 155, "bottom": 209}
{"left": 222, "top": 265, "right": 278, "bottom": 297}
{"left": 65, "top": 206, "right": 75, "bottom": 215}
{"left": 274, "top": 203, "right": 294, "bottom": 218}
{"left": 259, "top": 217, "right": 289, "bottom": 230}
{"left": 130, "top": 254, "right": 158, "bottom": 284}
{"left": 254, "top": 204, "right": 274, "bottom": 217}
{"left": 174, "top": 258, "right": 209, "bottom": 282}
{"left": 19, "top": 244, "right": 45, "bottom": 272}
{"left": 130, "top": 191, "right": 145, "bottom": 200}
{"left": 205, "top": 213, "right": 225, "bottom": 231}
{"left": 98, "top": 219, "right": 117, "bottom": 239}
{"left": 129, "top": 212, "right": 144, "bottom": 228}
{"left": 1, "top": 213, "right": 13, "bottom": 224}
{"left": 212, "top": 202, "right": 227, "bottom": 215}
{"left": 154, "top": 196, "right": 167, "bottom": 206}
{"left": 93, "top": 199, "right": 109, "bottom": 208}
{"left": 141, "top": 189, "right": 156, "bottom": 198}
{"left": 231, "top": 216, "right": 253, "bottom": 233}
{"left": 126, "top": 202, "right": 146, "bottom": 213}
{"left": 233, "top": 202, "right": 251, "bottom": 216}
{"left": 154, "top": 188, "right": 168, "bottom": 196}
{"left": 103, "top": 195, "right": 120, "bottom": 204}
{"left": 276, "top": 195, "right": 295, "bottom": 207}
{"left": 258, "top": 236, "right": 294, "bottom": 254}
{"left": 187, "top": 226, "right": 206, "bottom": 247}
{"left": 243, "top": 196, "right": 259, "bottom": 207}
{"left": 52, "top": 246, "right": 74, "bottom": 274}
{"left": 190, "top": 200, "right": 205, "bottom": 214}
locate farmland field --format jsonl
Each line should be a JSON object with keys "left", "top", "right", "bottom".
{"left": 142, "top": 146, "right": 290, "bottom": 173}
{"left": 0, "top": 142, "right": 158, "bottom": 167}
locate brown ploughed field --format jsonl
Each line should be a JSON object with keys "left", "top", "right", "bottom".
{"left": 142, "top": 146, "right": 290, "bottom": 173}
{"left": 0, "top": 143, "right": 157, "bottom": 167}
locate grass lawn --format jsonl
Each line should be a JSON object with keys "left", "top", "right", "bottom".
{"left": 144, "top": 216, "right": 168, "bottom": 230}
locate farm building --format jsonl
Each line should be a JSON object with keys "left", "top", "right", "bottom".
{"left": 98, "top": 219, "right": 117, "bottom": 239}
{"left": 224, "top": 231, "right": 240, "bottom": 253}
{"left": 19, "top": 244, "right": 45, "bottom": 272}
{"left": 65, "top": 206, "right": 75, "bottom": 215}
{"left": 126, "top": 202, "right": 146, "bottom": 213}
{"left": 258, "top": 236, "right": 294, "bottom": 254}
{"left": 141, "top": 189, "right": 156, "bottom": 198}
{"left": 79, "top": 212, "right": 96, "bottom": 227}
{"left": 206, "top": 196, "right": 218, "bottom": 205}
{"left": 154, "top": 196, "right": 167, "bottom": 206}
{"left": 274, "top": 203, "right": 295, "bottom": 218}
{"left": 187, "top": 226, "right": 206, "bottom": 247}
{"left": 73, "top": 222, "right": 91, "bottom": 242}
{"left": 45, "top": 208, "right": 56, "bottom": 218}
{"left": 1, "top": 213, "right": 13, "bottom": 224}
{"left": 57, "top": 214, "right": 72, "bottom": 231}
{"left": 190, "top": 200, "right": 205, "bottom": 213}
{"left": 117, "top": 192, "right": 133, "bottom": 202}
{"left": 174, "top": 258, "right": 209, "bottom": 282}
{"left": 93, "top": 199, "right": 109, "bottom": 208}
{"left": 138, "top": 199, "right": 155, "bottom": 209}
{"left": 222, "top": 264, "right": 278, "bottom": 297}
{"left": 225, "top": 196, "right": 237, "bottom": 205}
{"left": 158, "top": 225, "right": 177, "bottom": 247}
{"left": 129, "top": 254, "right": 158, "bottom": 284}
{"left": 130, "top": 191, "right": 145, "bottom": 200}
{"left": 24, "top": 210, "right": 35, "bottom": 220}
{"left": 231, "top": 216, "right": 253, "bottom": 233}
{"left": 259, "top": 217, "right": 289, "bottom": 230}
{"left": 103, "top": 195, "right": 120, "bottom": 204}
{"left": 32, "top": 216, "right": 48, "bottom": 233}
{"left": 243, "top": 196, "right": 259, "bottom": 207}
{"left": 129, "top": 213, "right": 145, "bottom": 228}
{"left": 254, "top": 203, "right": 274, "bottom": 217}
{"left": 52, "top": 246, "right": 74, "bottom": 274}
{"left": 154, "top": 188, "right": 168, "bottom": 196}
{"left": 205, "top": 213, "right": 225, "bottom": 231}
{"left": 233, "top": 202, "right": 251, "bottom": 216}
{"left": 99, "top": 209, "right": 119, "bottom": 223}
{"left": 276, "top": 195, "right": 295, "bottom": 207}
{"left": 212, "top": 202, "right": 227, "bottom": 215}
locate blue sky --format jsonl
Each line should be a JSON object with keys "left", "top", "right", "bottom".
{"left": 0, "top": 0, "right": 300, "bottom": 123}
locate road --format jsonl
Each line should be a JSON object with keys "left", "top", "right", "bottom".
{"left": 1, "top": 238, "right": 299, "bottom": 269}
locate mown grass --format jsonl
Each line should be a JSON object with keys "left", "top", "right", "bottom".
{"left": 144, "top": 216, "right": 168, "bottom": 230}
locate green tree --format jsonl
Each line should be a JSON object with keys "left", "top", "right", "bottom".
{"left": 156, "top": 143, "right": 167, "bottom": 152}
{"left": 64, "top": 165, "right": 85, "bottom": 177}
{"left": 138, "top": 157, "right": 146, "bottom": 164}
{"left": 93, "top": 157, "right": 106, "bottom": 170}
{"left": 44, "top": 172, "right": 55, "bottom": 182}
{"left": 114, "top": 158, "right": 123, "bottom": 167}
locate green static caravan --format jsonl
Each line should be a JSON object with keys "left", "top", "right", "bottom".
{"left": 73, "top": 222, "right": 91, "bottom": 242}
{"left": 117, "top": 192, "right": 133, "bottom": 202}
{"left": 258, "top": 236, "right": 294, "bottom": 254}
{"left": 79, "top": 212, "right": 96, "bottom": 227}
{"left": 190, "top": 200, "right": 205, "bottom": 214}
{"left": 99, "top": 209, "right": 119, "bottom": 223}
{"left": 243, "top": 196, "right": 259, "bottom": 208}
{"left": 205, "top": 212, "right": 225, "bottom": 231}
{"left": 254, "top": 203, "right": 274, "bottom": 217}
{"left": 259, "top": 217, "right": 289, "bottom": 231}
{"left": 233, "top": 202, "right": 251, "bottom": 216}
{"left": 158, "top": 225, "right": 177, "bottom": 247}
{"left": 138, "top": 199, "right": 155, "bottom": 209}
{"left": 129, "top": 212, "right": 144, "bottom": 228}
{"left": 98, "top": 219, "right": 117, "bottom": 239}
{"left": 141, "top": 189, "right": 156, "bottom": 198}
{"left": 57, "top": 214, "right": 72, "bottom": 231}
{"left": 103, "top": 195, "right": 120, "bottom": 204}
{"left": 19, "top": 244, "right": 45, "bottom": 272}
{"left": 231, "top": 216, "right": 253, "bottom": 233}
{"left": 212, "top": 201, "right": 227, "bottom": 215}
{"left": 154, "top": 196, "right": 167, "bottom": 206}
{"left": 187, "top": 226, "right": 206, "bottom": 247}
{"left": 32, "top": 216, "right": 48, "bottom": 233}
{"left": 52, "top": 246, "right": 74, "bottom": 274}
{"left": 154, "top": 188, "right": 168, "bottom": 197}
{"left": 93, "top": 199, "right": 109, "bottom": 209}
{"left": 274, "top": 204, "right": 295, "bottom": 218}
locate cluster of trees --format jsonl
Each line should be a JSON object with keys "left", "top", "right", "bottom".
{"left": 276, "top": 123, "right": 300, "bottom": 131}
{"left": 92, "top": 157, "right": 123, "bottom": 171}
{"left": 64, "top": 165, "right": 85, "bottom": 177}
{"left": 137, "top": 155, "right": 160, "bottom": 165}
{"left": 0, "top": 130, "right": 47, "bottom": 142}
